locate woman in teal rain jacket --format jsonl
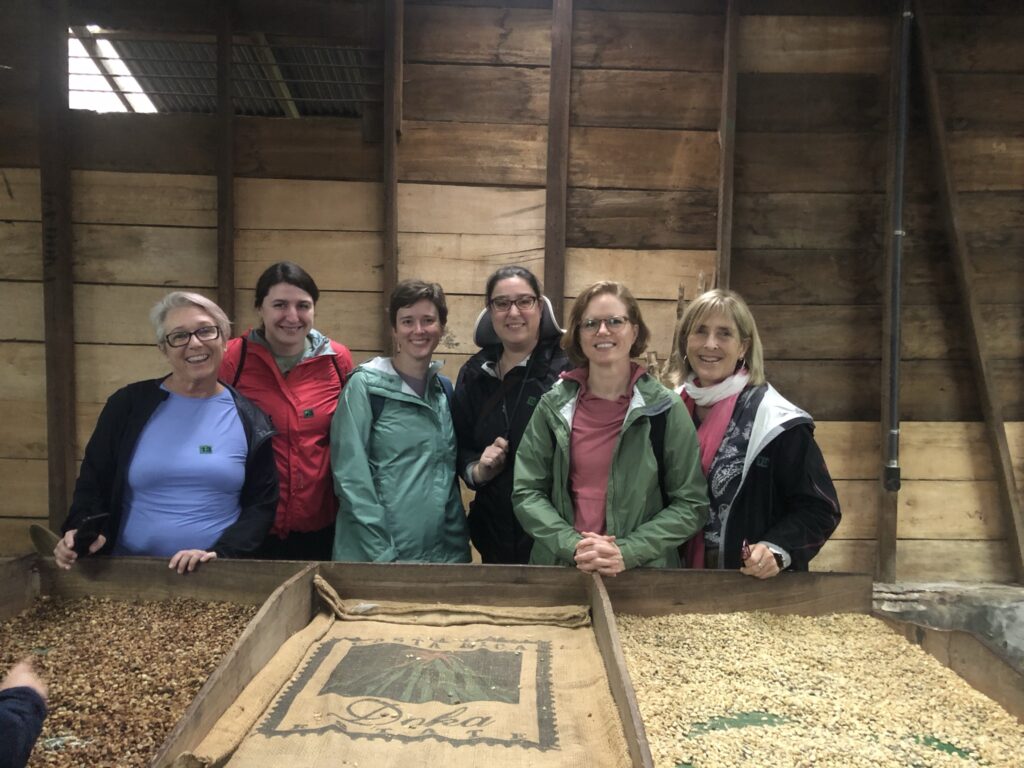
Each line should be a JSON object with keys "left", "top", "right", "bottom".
{"left": 330, "top": 280, "right": 469, "bottom": 563}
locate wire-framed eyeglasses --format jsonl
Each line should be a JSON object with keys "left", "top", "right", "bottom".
{"left": 580, "top": 315, "right": 631, "bottom": 334}
{"left": 164, "top": 325, "right": 221, "bottom": 348}
{"left": 489, "top": 295, "right": 538, "bottom": 312}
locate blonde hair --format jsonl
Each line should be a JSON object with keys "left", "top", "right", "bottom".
{"left": 670, "top": 288, "right": 765, "bottom": 386}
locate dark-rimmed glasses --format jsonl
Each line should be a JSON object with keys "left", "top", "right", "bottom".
{"left": 164, "top": 325, "right": 221, "bottom": 347}
{"left": 489, "top": 295, "right": 538, "bottom": 312}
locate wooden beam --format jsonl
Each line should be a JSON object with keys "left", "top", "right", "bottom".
{"left": 914, "top": 1, "right": 1024, "bottom": 582}
{"left": 248, "top": 33, "right": 300, "bottom": 119}
{"left": 544, "top": 0, "right": 572, "bottom": 320}
{"left": 587, "top": 575, "right": 654, "bottom": 768}
{"left": 39, "top": 0, "right": 77, "bottom": 532}
{"left": 216, "top": 0, "right": 235, "bottom": 321}
{"left": 381, "top": 0, "right": 402, "bottom": 345}
{"left": 715, "top": 0, "right": 737, "bottom": 289}
{"left": 877, "top": 1, "right": 912, "bottom": 583}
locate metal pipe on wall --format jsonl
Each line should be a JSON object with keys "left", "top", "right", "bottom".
{"left": 884, "top": 0, "right": 913, "bottom": 494}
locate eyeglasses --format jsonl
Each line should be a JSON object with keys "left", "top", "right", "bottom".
{"left": 580, "top": 316, "right": 631, "bottom": 334}
{"left": 489, "top": 295, "right": 538, "bottom": 312}
{"left": 164, "top": 325, "right": 221, "bottom": 347}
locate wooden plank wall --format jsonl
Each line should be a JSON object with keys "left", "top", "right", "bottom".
{"left": 399, "top": 1, "right": 549, "bottom": 375}
{"left": 0, "top": 1, "right": 44, "bottom": 553}
{"left": 1, "top": 0, "right": 1021, "bottom": 582}
{"left": 783, "top": 0, "right": 1024, "bottom": 580}
{"left": 564, "top": 1, "right": 720, "bottom": 356}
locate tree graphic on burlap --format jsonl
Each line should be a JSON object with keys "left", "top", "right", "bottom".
{"left": 320, "top": 642, "right": 522, "bottom": 705}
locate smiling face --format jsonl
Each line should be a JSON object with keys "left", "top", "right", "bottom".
{"left": 393, "top": 298, "right": 443, "bottom": 365}
{"left": 256, "top": 282, "right": 315, "bottom": 356}
{"left": 579, "top": 293, "right": 638, "bottom": 368}
{"left": 488, "top": 276, "right": 541, "bottom": 353}
{"left": 161, "top": 305, "right": 226, "bottom": 392}
{"left": 685, "top": 310, "right": 750, "bottom": 386}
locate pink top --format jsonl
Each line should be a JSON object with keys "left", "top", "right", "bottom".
{"left": 565, "top": 364, "right": 646, "bottom": 534}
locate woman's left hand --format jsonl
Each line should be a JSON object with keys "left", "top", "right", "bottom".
{"left": 574, "top": 532, "right": 625, "bottom": 577}
{"left": 740, "top": 543, "right": 780, "bottom": 579}
{"left": 168, "top": 549, "right": 217, "bottom": 574}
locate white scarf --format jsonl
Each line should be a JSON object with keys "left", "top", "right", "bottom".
{"left": 683, "top": 371, "right": 750, "bottom": 407}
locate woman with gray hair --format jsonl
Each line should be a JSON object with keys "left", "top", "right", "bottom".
{"left": 54, "top": 291, "right": 278, "bottom": 574}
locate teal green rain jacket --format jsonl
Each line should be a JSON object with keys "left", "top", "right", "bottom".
{"left": 330, "top": 356, "right": 470, "bottom": 563}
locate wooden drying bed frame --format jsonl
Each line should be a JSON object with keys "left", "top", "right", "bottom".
{"left": 1, "top": 556, "right": 1020, "bottom": 768}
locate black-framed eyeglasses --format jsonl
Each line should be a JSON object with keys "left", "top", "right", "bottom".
{"left": 489, "top": 295, "right": 538, "bottom": 312}
{"left": 164, "top": 325, "right": 221, "bottom": 347}
{"left": 580, "top": 315, "right": 631, "bottom": 334}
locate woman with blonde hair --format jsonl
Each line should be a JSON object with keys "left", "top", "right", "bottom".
{"left": 673, "top": 288, "right": 840, "bottom": 577}
{"left": 513, "top": 281, "right": 707, "bottom": 574}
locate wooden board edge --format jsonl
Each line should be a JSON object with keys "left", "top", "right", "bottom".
{"left": 151, "top": 563, "right": 319, "bottom": 766}
{"left": 315, "top": 561, "right": 593, "bottom": 605}
{"left": 604, "top": 570, "right": 875, "bottom": 616}
{"left": 0, "top": 554, "right": 39, "bottom": 622}
{"left": 587, "top": 574, "right": 654, "bottom": 768}
{"left": 877, "top": 615, "right": 1024, "bottom": 724}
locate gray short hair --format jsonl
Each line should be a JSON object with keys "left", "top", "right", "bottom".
{"left": 150, "top": 291, "right": 231, "bottom": 347}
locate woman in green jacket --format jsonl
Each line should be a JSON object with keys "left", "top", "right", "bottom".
{"left": 512, "top": 281, "right": 708, "bottom": 574}
{"left": 330, "top": 280, "right": 470, "bottom": 563}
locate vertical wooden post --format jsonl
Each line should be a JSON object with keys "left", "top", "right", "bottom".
{"left": 544, "top": 0, "right": 572, "bottom": 322}
{"left": 915, "top": 2, "right": 1024, "bottom": 581}
{"left": 715, "top": 0, "right": 738, "bottom": 289}
{"left": 217, "top": 0, "right": 236, "bottom": 322}
{"left": 39, "top": 0, "right": 77, "bottom": 531}
{"left": 381, "top": 0, "right": 403, "bottom": 346}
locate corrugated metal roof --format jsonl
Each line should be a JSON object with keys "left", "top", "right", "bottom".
{"left": 76, "top": 33, "right": 382, "bottom": 118}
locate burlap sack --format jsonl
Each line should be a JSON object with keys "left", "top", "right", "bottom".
{"left": 175, "top": 576, "right": 630, "bottom": 768}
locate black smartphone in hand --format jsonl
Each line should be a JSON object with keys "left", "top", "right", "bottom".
{"left": 72, "top": 513, "right": 109, "bottom": 557}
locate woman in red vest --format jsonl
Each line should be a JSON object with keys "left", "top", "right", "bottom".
{"left": 221, "top": 262, "right": 353, "bottom": 560}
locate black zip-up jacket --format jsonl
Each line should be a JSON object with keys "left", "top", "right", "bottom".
{"left": 62, "top": 377, "right": 278, "bottom": 558}
{"left": 452, "top": 339, "right": 570, "bottom": 564}
{"left": 718, "top": 422, "right": 840, "bottom": 571}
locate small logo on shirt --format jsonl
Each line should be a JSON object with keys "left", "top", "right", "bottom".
{"left": 527, "top": 396, "right": 538, "bottom": 407}
{"left": 755, "top": 456, "right": 770, "bottom": 468}
{"left": 199, "top": 445, "right": 213, "bottom": 454}
{"left": 303, "top": 408, "right": 315, "bottom": 418}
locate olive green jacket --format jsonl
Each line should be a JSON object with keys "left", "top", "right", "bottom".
{"left": 512, "top": 370, "right": 708, "bottom": 569}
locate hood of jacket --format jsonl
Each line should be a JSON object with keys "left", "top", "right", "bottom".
{"left": 352, "top": 355, "right": 446, "bottom": 400}
{"left": 543, "top": 364, "right": 675, "bottom": 431}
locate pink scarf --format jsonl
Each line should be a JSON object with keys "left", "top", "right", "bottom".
{"left": 678, "top": 371, "right": 749, "bottom": 567}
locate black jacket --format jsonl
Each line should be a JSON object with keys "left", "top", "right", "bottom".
{"left": 0, "top": 687, "right": 46, "bottom": 768}
{"left": 719, "top": 422, "right": 840, "bottom": 570}
{"left": 452, "top": 339, "right": 570, "bottom": 563}
{"left": 62, "top": 378, "right": 278, "bottom": 558}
